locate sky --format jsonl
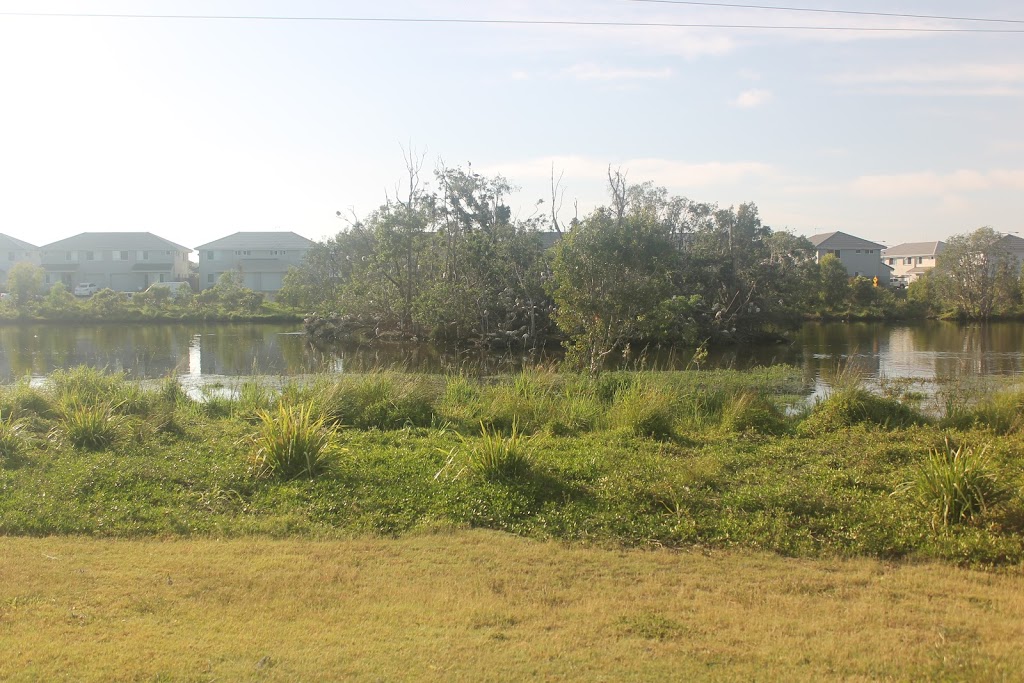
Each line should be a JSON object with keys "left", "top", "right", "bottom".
{"left": 0, "top": 0, "right": 1022, "bottom": 251}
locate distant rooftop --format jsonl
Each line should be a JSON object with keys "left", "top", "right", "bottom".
{"left": 195, "top": 231, "right": 317, "bottom": 251}
{"left": 882, "top": 241, "right": 945, "bottom": 258}
{"left": 41, "top": 232, "right": 190, "bottom": 253}
{"left": 808, "top": 231, "right": 885, "bottom": 251}
{"left": 0, "top": 233, "right": 37, "bottom": 251}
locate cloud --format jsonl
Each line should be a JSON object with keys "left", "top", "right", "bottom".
{"left": 560, "top": 63, "right": 673, "bottom": 81}
{"left": 830, "top": 63, "right": 1024, "bottom": 96}
{"left": 851, "top": 169, "right": 1024, "bottom": 198}
{"left": 733, "top": 89, "right": 772, "bottom": 108}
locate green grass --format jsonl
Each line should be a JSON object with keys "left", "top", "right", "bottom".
{"left": 0, "top": 368, "right": 1022, "bottom": 567}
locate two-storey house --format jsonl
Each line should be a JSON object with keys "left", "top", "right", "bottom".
{"left": 882, "top": 241, "right": 945, "bottom": 285}
{"left": 195, "top": 232, "right": 316, "bottom": 293}
{"left": 39, "top": 232, "right": 191, "bottom": 292}
{"left": 0, "top": 234, "right": 40, "bottom": 289}
{"left": 808, "top": 231, "right": 891, "bottom": 284}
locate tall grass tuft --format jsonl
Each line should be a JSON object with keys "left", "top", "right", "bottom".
{"left": 899, "top": 439, "right": 1003, "bottom": 530}
{"left": 316, "top": 373, "right": 439, "bottom": 430}
{"left": 249, "top": 403, "right": 338, "bottom": 479}
{"left": 609, "top": 381, "right": 675, "bottom": 439}
{"left": 56, "top": 400, "right": 125, "bottom": 451}
{"left": 0, "top": 413, "right": 27, "bottom": 463}
{"left": 719, "top": 391, "right": 789, "bottom": 435}
{"left": 466, "top": 420, "right": 531, "bottom": 480}
{"left": 798, "top": 386, "right": 926, "bottom": 435}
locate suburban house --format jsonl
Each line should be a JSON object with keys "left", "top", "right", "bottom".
{"left": 0, "top": 233, "right": 40, "bottom": 289}
{"left": 808, "top": 231, "right": 891, "bottom": 284}
{"left": 882, "top": 241, "right": 945, "bottom": 285}
{"left": 195, "top": 231, "right": 316, "bottom": 293}
{"left": 38, "top": 232, "right": 192, "bottom": 292}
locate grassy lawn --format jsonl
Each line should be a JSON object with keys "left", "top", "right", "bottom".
{"left": 3, "top": 531, "right": 1023, "bottom": 682}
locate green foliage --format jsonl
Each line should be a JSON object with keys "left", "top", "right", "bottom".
{"left": 899, "top": 440, "right": 1004, "bottom": 530}
{"left": 314, "top": 373, "right": 440, "bottom": 429}
{"left": 818, "top": 254, "right": 850, "bottom": 311}
{"left": 249, "top": 403, "right": 338, "bottom": 480}
{"left": 931, "top": 227, "right": 1019, "bottom": 319}
{"left": 4, "top": 262, "right": 44, "bottom": 308}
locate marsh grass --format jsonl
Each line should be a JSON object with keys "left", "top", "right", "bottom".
{"left": 899, "top": 439, "right": 1004, "bottom": 530}
{"left": 798, "top": 386, "right": 926, "bottom": 434}
{"left": 0, "top": 412, "right": 26, "bottom": 463}
{"left": 55, "top": 400, "right": 125, "bottom": 451}
{"left": 719, "top": 390, "right": 789, "bottom": 435}
{"left": 249, "top": 402, "right": 338, "bottom": 479}
{"left": 315, "top": 373, "right": 440, "bottom": 430}
{"left": 609, "top": 381, "right": 675, "bottom": 439}
{"left": 466, "top": 420, "right": 531, "bottom": 480}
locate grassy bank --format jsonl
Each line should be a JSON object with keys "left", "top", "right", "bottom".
{"left": 1, "top": 367, "right": 1023, "bottom": 565}
{"left": 3, "top": 532, "right": 1023, "bottom": 682}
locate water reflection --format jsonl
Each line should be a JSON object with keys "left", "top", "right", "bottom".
{"left": 2, "top": 321, "right": 1024, "bottom": 383}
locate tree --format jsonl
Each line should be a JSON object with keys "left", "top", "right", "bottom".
{"left": 931, "top": 227, "right": 1018, "bottom": 319}
{"left": 5, "top": 262, "right": 44, "bottom": 308}
{"left": 818, "top": 254, "right": 849, "bottom": 312}
{"left": 547, "top": 171, "right": 679, "bottom": 373}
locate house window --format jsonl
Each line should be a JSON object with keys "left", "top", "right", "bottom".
{"left": 7, "top": 251, "right": 14, "bottom": 261}
{"left": 856, "top": 249, "right": 862, "bottom": 254}
{"left": 271, "top": 250, "right": 287, "bottom": 256}
{"left": 65, "top": 251, "right": 76, "bottom": 261}
{"left": 917, "top": 256, "right": 923, "bottom": 264}
{"left": 113, "top": 250, "right": 129, "bottom": 261}
{"left": 206, "top": 251, "right": 214, "bottom": 261}
{"left": 85, "top": 251, "right": 95, "bottom": 261}
{"left": 888, "top": 258, "right": 895, "bottom": 265}
{"left": 207, "top": 274, "right": 216, "bottom": 284}
{"left": 904, "top": 257, "right": 912, "bottom": 265}
{"left": 159, "top": 274, "right": 166, "bottom": 282}
{"left": 234, "top": 250, "right": 251, "bottom": 256}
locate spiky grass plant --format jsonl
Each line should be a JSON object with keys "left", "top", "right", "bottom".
{"left": 0, "top": 412, "right": 27, "bottom": 463}
{"left": 467, "top": 420, "right": 531, "bottom": 480}
{"left": 899, "top": 439, "right": 1003, "bottom": 530}
{"left": 609, "top": 381, "right": 675, "bottom": 439}
{"left": 56, "top": 400, "right": 124, "bottom": 451}
{"left": 249, "top": 403, "right": 338, "bottom": 480}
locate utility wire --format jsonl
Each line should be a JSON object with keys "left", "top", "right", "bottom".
{"left": 1, "top": 11, "right": 1024, "bottom": 32}
{"left": 627, "top": 0, "right": 1024, "bottom": 25}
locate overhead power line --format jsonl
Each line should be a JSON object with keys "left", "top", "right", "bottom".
{"left": 627, "top": 0, "right": 1024, "bottom": 25}
{"left": 1, "top": 11, "right": 1024, "bottom": 32}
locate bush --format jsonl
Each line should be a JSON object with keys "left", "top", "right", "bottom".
{"left": 249, "top": 403, "right": 338, "bottom": 480}
{"left": 0, "top": 413, "right": 26, "bottom": 463}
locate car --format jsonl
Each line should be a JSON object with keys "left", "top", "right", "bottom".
{"left": 73, "top": 283, "right": 99, "bottom": 297}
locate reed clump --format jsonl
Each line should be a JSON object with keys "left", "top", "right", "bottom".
{"left": 898, "top": 439, "right": 1004, "bottom": 530}
{"left": 249, "top": 402, "right": 338, "bottom": 480}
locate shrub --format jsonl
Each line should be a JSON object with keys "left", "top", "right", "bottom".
{"left": 249, "top": 403, "right": 338, "bottom": 479}
{"left": 898, "top": 439, "right": 1004, "bottom": 530}
{"left": 56, "top": 400, "right": 125, "bottom": 451}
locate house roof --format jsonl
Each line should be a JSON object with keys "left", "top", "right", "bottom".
{"left": 0, "top": 233, "right": 37, "bottom": 251}
{"left": 882, "top": 241, "right": 945, "bottom": 258}
{"left": 808, "top": 231, "right": 885, "bottom": 251}
{"left": 996, "top": 234, "right": 1024, "bottom": 251}
{"left": 195, "top": 231, "right": 316, "bottom": 250}
{"left": 40, "top": 232, "right": 190, "bottom": 253}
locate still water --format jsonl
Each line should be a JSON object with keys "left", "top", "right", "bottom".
{"left": 1, "top": 321, "right": 1024, "bottom": 385}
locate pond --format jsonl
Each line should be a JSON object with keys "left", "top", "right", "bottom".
{"left": 1, "top": 321, "right": 1024, "bottom": 387}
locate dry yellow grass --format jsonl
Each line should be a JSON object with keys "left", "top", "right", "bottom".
{"left": 2, "top": 531, "right": 1023, "bottom": 682}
